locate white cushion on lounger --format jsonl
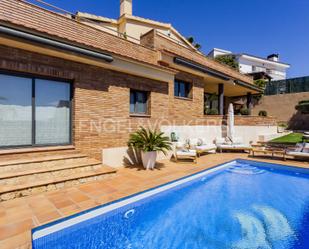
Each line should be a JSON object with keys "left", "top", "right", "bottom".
{"left": 176, "top": 150, "right": 197, "bottom": 156}
{"left": 218, "top": 144, "right": 250, "bottom": 149}
{"left": 302, "top": 148, "right": 309, "bottom": 153}
{"left": 287, "top": 151, "right": 309, "bottom": 157}
{"left": 195, "top": 144, "right": 217, "bottom": 151}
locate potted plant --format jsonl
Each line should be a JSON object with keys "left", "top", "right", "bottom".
{"left": 128, "top": 127, "right": 172, "bottom": 170}
{"left": 277, "top": 122, "right": 288, "bottom": 133}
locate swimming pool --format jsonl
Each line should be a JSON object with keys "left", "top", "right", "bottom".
{"left": 32, "top": 159, "right": 309, "bottom": 249}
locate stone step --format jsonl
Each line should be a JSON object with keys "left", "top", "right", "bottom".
{"left": 0, "top": 145, "right": 75, "bottom": 156}
{"left": 0, "top": 157, "right": 98, "bottom": 174}
{"left": 0, "top": 153, "right": 87, "bottom": 167}
{"left": 0, "top": 158, "right": 101, "bottom": 181}
{"left": 0, "top": 167, "right": 117, "bottom": 201}
{"left": 0, "top": 146, "right": 77, "bottom": 162}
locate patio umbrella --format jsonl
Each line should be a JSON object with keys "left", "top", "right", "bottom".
{"left": 228, "top": 103, "right": 235, "bottom": 142}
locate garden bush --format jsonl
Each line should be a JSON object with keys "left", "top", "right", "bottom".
{"left": 258, "top": 110, "right": 268, "bottom": 117}
{"left": 206, "top": 108, "right": 219, "bottom": 115}
{"left": 295, "top": 100, "right": 309, "bottom": 114}
{"left": 240, "top": 107, "right": 250, "bottom": 115}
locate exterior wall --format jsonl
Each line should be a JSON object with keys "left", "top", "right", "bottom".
{"left": 161, "top": 125, "right": 277, "bottom": 145}
{"left": 252, "top": 93, "right": 309, "bottom": 130}
{"left": 208, "top": 48, "right": 232, "bottom": 58}
{"left": 238, "top": 57, "right": 287, "bottom": 81}
{"left": 124, "top": 20, "right": 185, "bottom": 45}
{"left": 104, "top": 115, "right": 277, "bottom": 167}
{"left": 0, "top": 45, "right": 205, "bottom": 160}
{"left": 0, "top": 45, "right": 278, "bottom": 165}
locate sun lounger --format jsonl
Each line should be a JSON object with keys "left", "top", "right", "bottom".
{"left": 174, "top": 142, "right": 197, "bottom": 163}
{"left": 216, "top": 137, "right": 251, "bottom": 153}
{"left": 251, "top": 147, "right": 286, "bottom": 160}
{"left": 286, "top": 143, "right": 309, "bottom": 159}
{"left": 189, "top": 138, "right": 217, "bottom": 157}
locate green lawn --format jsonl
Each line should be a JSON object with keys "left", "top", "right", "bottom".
{"left": 270, "top": 133, "right": 308, "bottom": 144}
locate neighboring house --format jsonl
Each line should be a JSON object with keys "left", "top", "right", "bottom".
{"left": 0, "top": 0, "right": 277, "bottom": 200}
{"left": 208, "top": 48, "right": 290, "bottom": 81}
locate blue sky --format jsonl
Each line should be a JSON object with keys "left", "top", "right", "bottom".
{"left": 30, "top": 0, "right": 309, "bottom": 78}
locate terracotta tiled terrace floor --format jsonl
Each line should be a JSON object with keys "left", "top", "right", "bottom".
{"left": 0, "top": 153, "right": 308, "bottom": 249}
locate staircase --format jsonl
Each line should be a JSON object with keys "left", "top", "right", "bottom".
{"left": 0, "top": 147, "right": 117, "bottom": 201}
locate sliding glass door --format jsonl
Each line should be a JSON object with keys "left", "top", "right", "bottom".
{"left": 0, "top": 73, "right": 72, "bottom": 148}
{"left": 35, "top": 79, "right": 71, "bottom": 145}
{"left": 0, "top": 74, "right": 32, "bottom": 147}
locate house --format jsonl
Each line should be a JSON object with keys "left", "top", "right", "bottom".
{"left": 0, "top": 0, "right": 277, "bottom": 200}
{"left": 76, "top": 0, "right": 196, "bottom": 50}
{"left": 208, "top": 48, "right": 290, "bottom": 81}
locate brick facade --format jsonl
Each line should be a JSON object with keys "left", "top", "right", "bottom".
{"left": 0, "top": 45, "right": 276, "bottom": 160}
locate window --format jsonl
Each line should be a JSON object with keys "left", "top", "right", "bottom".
{"left": 0, "top": 73, "right": 71, "bottom": 148}
{"left": 204, "top": 93, "right": 219, "bottom": 115}
{"left": 174, "top": 79, "right": 192, "bottom": 98}
{"left": 130, "top": 90, "right": 149, "bottom": 115}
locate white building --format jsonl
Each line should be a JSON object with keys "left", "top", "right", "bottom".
{"left": 208, "top": 48, "right": 290, "bottom": 81}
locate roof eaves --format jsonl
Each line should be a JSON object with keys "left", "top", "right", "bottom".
{"left": 239, "top": 53, "right": 290, "bottom": 66}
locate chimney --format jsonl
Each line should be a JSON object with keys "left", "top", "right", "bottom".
{"left": 120, "top": 0, "right": 132, "bottom": 16}
{"left": 267, "top": 53, "right": 279, "bottom": 62}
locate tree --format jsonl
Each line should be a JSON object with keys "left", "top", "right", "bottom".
{"left": 254, "top": 79, "right": 267, "bottom": 89}
{"left": 186, "top": 36, "right": 202, "bottom": 50}
{"left": 215, "top": 55, "right": 239, "bottom": 71}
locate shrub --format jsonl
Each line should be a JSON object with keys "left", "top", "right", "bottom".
{"left": 299, "top": 99, "right": 309, "bottom": 105}
{"left": 206, "top": 108, "right": 219, "bottom": 115}
{"left": 278, "top": 122, "right": 288, "bottom": 128}
{"left": 215, "top": 55, "right": 239, "bottom": 71}
{"left": 295, "top": 100, "right": 309, "bottom": 114}
{"left": 254, "top": 79, "right": 267, "bottom": 89}
{"left": 128, "top": 127, "right": 172, "bottom": 154}
{"left": 258, "top": 110, "right": 268, "bottom": 117}
{"left": 240, "top": 107, "right": 250, "bottom": 115}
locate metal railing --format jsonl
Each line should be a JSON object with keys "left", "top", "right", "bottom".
{"left": 26, "top": 0, "right": 141, "bottom": 43}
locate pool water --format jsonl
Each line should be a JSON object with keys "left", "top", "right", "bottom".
{"left": 32, "top": 160, "right": 309, "bottom": 249}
